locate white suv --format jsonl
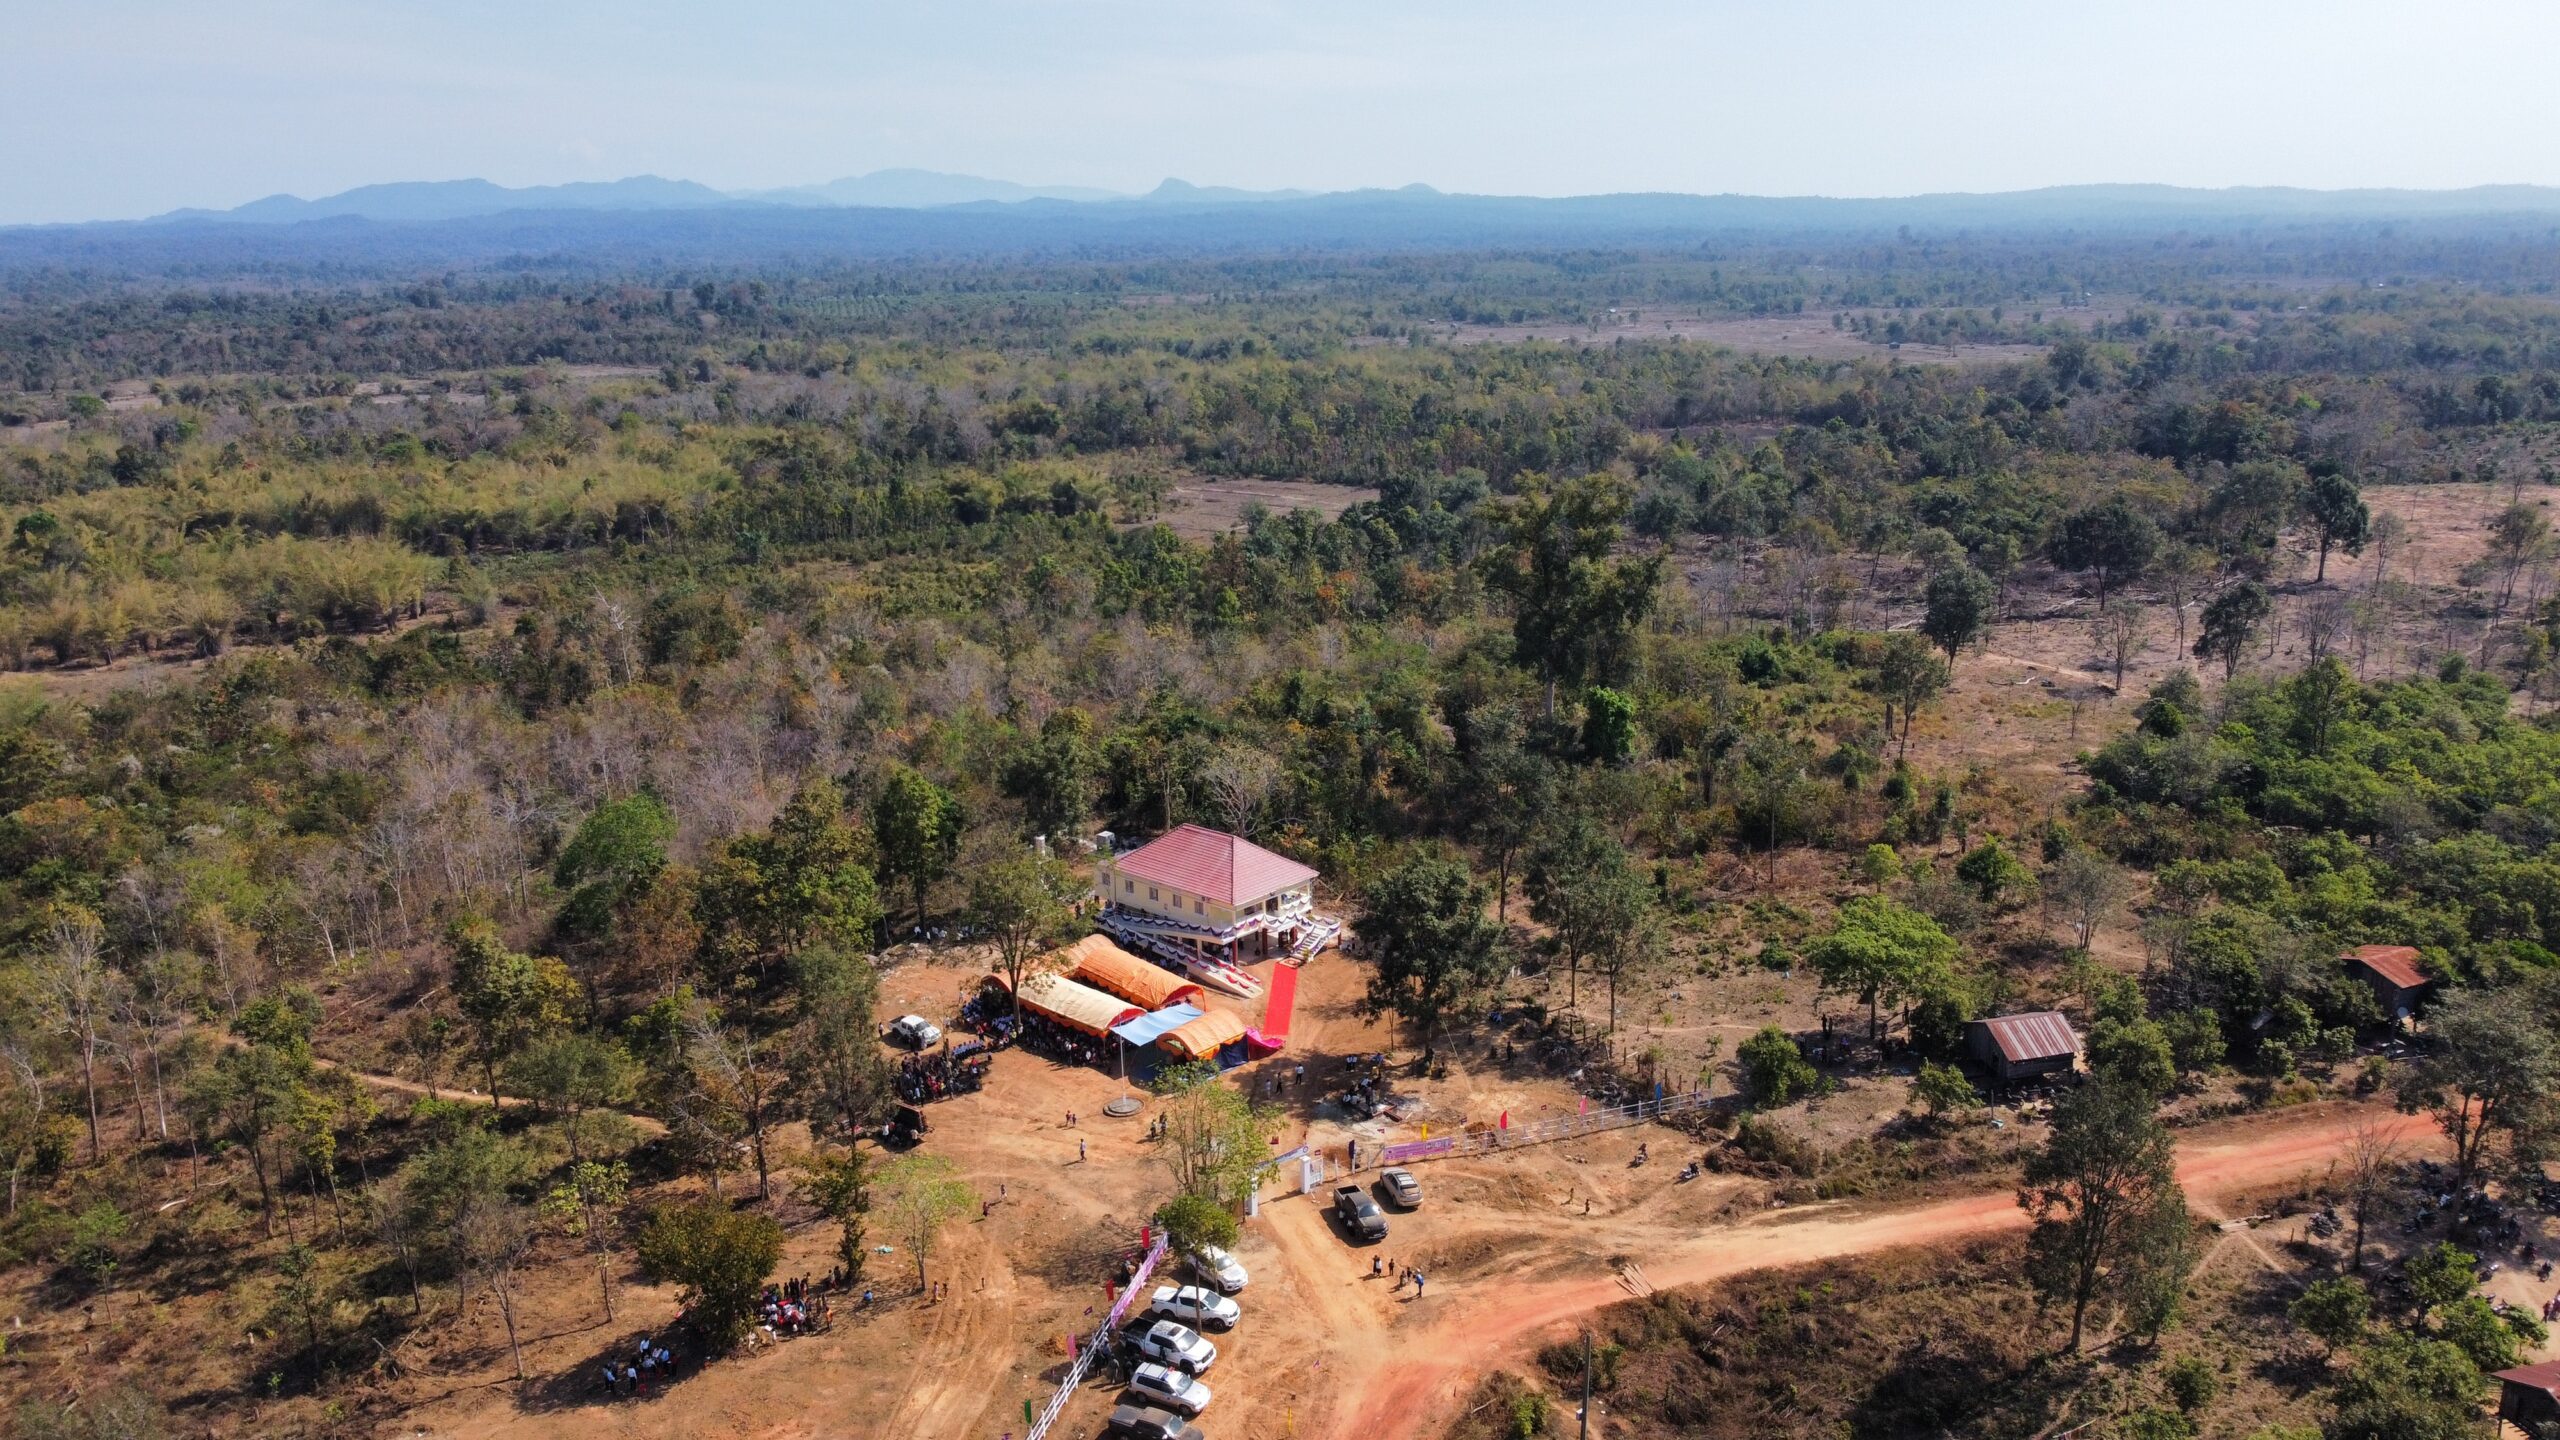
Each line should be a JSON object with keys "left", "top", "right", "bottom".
{"left": 1127, "top": 1361, "right": 1213, "bottom": 1416}
{"left": 1188, "top": 1244, "right": 1249, "bottom": 1293}
{"left": 1129, "top": 1319, "right": 1218, "bottom": 1374}
{"left": 1145, "top": 1284, "right": 1241, "bottom": 1331}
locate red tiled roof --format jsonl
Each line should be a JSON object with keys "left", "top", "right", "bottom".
{"left": 2345, "top": 945, "right": 2429, "bottom": 991}
{"left": 2497, "top": 1359, "right": 2560, "bottom": 1395}
{"left": 1110, "top": 824, "right": 1318, "bottom": 907}
{"left": 1977, "top": 1011, "right": 2080, "bottom": 1064}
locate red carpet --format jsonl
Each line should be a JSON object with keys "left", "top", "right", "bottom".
{"left": 1245, "top": 961, "right": 1298, "bottom": 1054}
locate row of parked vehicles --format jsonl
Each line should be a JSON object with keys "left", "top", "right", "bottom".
{"left": 1332, "top": 1166, "right": 1424, "bottom": 1242}
{"left": 1104, "top": 1244, "right": 1252, "bottom": 1439}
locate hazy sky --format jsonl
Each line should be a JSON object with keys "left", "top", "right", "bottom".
{"left": 9, "top": 0, "right": 2557, "bottom": 224}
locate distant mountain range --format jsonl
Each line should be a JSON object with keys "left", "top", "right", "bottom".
{"left": 7, "top": 172, "right": 2558, "bottom": 276}
{"left": 113, "top": 170, "right": 2560, "bottom": 230}
{"left": 142, "top": 170, "right": 1397, "bottom": 224}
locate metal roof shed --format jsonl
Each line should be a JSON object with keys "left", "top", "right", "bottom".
{"left": 1966, "top": 1011, "right": 2081, "bottom": 1085}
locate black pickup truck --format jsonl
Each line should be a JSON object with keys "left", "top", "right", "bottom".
{"left": 1333, "top": 1183, "right": 1388, "bottom": 1241}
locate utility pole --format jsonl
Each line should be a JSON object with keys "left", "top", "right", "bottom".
{"left": 1579, "top": 1330, "right": 1593, "bottom": 1440}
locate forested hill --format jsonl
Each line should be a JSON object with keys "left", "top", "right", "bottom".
{"left": 11, "top": 182, "right": 2560, "bottom": 278}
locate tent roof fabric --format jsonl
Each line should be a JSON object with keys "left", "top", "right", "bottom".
{"left": 1109, "top": 824, "right": 1319, "bottom": 907}
{"left": 1159, "top": 1007, "right": 1249, "bottom": 1061}
{"left": 1014, "top": 972, "right": 1142, "bottom": 1038}
{"left": 1062, "top": 935, "right": 1206, "bottom": 1011}
{"left": 1111, "top": 1004, "right": 1205, "bottom": 1047}
{"left": 2345, "top": 945, "right": 2430, "bottom": 991}
{"left": 1975, "top": 1011, "right": 2081, "bottom": 1064}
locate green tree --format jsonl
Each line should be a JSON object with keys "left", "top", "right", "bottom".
{"left": 2396, "top": 989, "right": 2558, "bottom": 1185}
{"left": 185, "top": 996, "right": 321, "bottom": 1237}
{"left": 1738, "top": 1025, "right": 1818, "bottom": 1106}
{"left": 2290, "top": 1276, "right": 2371, "bottom": 1355}
{"left": 1358, "top": 854, "right": 1509, "bottom": 1062}
{"left": 1523, "top": 813, "right": 1654, "bottom": 1029}
{"left": 446, "top": 919, "right": 581, "bottom": 1107}
{"left": 1921, "top": 565, "right": 1998, "bottom": 662}
{"left": 967, "top": 854, "right": 1080, "bottom": 1024}
{"left": 635, "top": 1200, "right": 784, "bottom": 1353}
{"left": 1151, "top": 1061, "right": 1277, "bottom": 1209}
{"left": 1453, "top": 701, "right": 1555, "bottom": 921}
{"left": 696, "top": 777, "right": 883, "bottom": 979}
{"left": 2018, "top": 1081, "right": 2186, "bottom": 1352}
{"left": 873, "top": 1152, "right": 977, "bottom": 1292}
{"left": 1872, "top": 632, "right": 1949, "bottom": 760}
{"left": 538, "top": 1158, "right": 630, "bottom": 1320}
{"left": 800, "top": 1144, "right": 874, "bottom": 1284}
{"left": 1955, "top": 837, "right": 2032, "bottom": 907}
{"left": 2435, "top": 1294, "right": 2542, "bottom": 1372}
{"left": 1912, "top": 1060, "right": 1976, "bottom": 1118}
{"left": 1804, "top": 897, "right": 1957, "bottom": 1043}
{"left": 2162, "top": 1353, "right": 2219, "bottom": 1411}
{"left": 1578, "top": 686, "right": 1637, "bottom": 765}
{"left": 2302, "top": 471, "right": 2371, "bottom": 584}
{"left": 504, "top": 1032, "right": 637, "bottom": 1164}
{"left": 873, "top": 766, "right": 963, "bottom": 930}
{"left": 1858, "top": 843, "right": 1903, "bottom": 892}
{"left": 792, "top": 943, "right": 890, "bottom": 1135}
{"left": 1153, "top": 1192, "right": 1241, "bottom": 1257}
{"left": 2050, "top": 496, "right": 2161, "bottom": 599}
{"left": 554, "top": 792, "right": 675, "bottom": 935}
{"left": 1477, "top": 473, "right": 1665, "bottom": 717}
{"left": 2196, "top": 581, "right": 2272, "bottom": 680}
{"left": 2326, "top": 1334, "right": 2484, "bottom": 1440}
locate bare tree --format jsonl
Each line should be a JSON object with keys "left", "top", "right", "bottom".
{"left": 2337, "top": 1117, "right": 2402, "bottom": 1273}
{"left": 453, "top": 1188, "right": 537, "bottom": 1380}
{"left": 2046, "top": 849, "right": 2132, "bottom": 953}
{"left": 686, "top": 1009, "right": 787, "bottom": 1203}
{"left": 2088, "top": 597, "right": 2151, "bottom": 692}
{"left": 2300, "top": 590, "right": 2348, "bottom": 663}
{"left": 33, "top": 907, "right": 116, "bottom": 1161}
{"left": 1199, "top": 744, "right": 1283, "bottom": 839}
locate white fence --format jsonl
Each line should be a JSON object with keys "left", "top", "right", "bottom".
{"left": 1283, "top": 1089, "right": 1718, "bottom": 1194}
{"left": 1023, "top": 1233, "right": 1168, "bottom": 1440}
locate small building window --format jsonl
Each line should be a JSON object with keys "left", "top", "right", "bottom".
{"left": 1194, "top": 898, "right": 1206, "bottom": 915}
{"left": 1124, "top": 879, "right": 1134, "bottom": 893}
{"left": 1148, "top": 887, "right": 1159, "bottom": 902}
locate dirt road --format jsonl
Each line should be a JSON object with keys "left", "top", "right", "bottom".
{"left": 1324, "top": 1105, "right": 2437, "bottom": 1440}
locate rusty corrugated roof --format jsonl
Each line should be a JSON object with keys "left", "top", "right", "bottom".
{"left": 2345, "top": 945, "right": 2429, "bottom": 991}
{"left": 2496, "top": 1360, "right": 2560, "bottom": 1395}
{"left": 1978, "top": 1011, "right": 2080, "bottom": 1064}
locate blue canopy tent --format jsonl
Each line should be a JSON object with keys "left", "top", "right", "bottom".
{"left": 1111, "top": 1004, "right": 1204, "bottom": 1047}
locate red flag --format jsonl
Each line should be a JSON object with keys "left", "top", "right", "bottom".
{"left": 1499, "top": 1110, "right": 1509, "bottom": 1129}
{"left": 1579, "top": 1097, "right": 1588, "bottom": 1116}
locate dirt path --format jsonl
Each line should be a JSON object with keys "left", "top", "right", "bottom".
{"left": 310, "top": 1052, "right": 669, "bottom": 1136}
{"left": 1326, "top": 1105, "right": 2438, "bottom": 1440}
{"left": 881, "top": 1225, "right": 1018, "bottom": 1440}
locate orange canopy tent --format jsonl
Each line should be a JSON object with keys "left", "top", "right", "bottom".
{"left": 1158, "top": 1007, "right": 1249, "bottom": 1062}
{"left": 1059, "top": 934, "right": 1206, "bottom": 1011}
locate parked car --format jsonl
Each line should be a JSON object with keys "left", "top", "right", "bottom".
{"left": 887, "top": 1014, "right": 942, "bottom": 1049}
{"left": 1105, "top": 1403, "right": 1203, "bottom": 1440}
{"left": 1379, "top": 1166, "right": 1423, "bottom": 1209}
{"left": 1334, "top": 1183, "right": 1388, "bottom": 1241}
{"left": 1129, "top": 1319, "right": 1217, "bottom": 1374}
{"left": 1127, "top": 1361, "right": 1213, "bottom": 1416}
{"left": 1146, "top": 1283, "right": 1240, "bottom": 1330}
{"left": 1188, "top": 1243, "right": 1249, "bottom": 1293}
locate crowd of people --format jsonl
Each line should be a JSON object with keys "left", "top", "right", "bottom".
{"left": 598, "top": 1336, "right": 679, "bottom": 1397}
{"left": 1016, "top": 1010, "right": 1115, "bottom": 1068}
{"left": 760, "top": 1275, "right": 834, "bottom": 1338}
{"left": 894, "top": 1043, "right": 987, "bottom": 1104}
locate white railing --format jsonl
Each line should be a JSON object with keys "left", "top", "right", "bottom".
{"left": 1024, "top": 1233, "right": 1169, "bottom": 1440}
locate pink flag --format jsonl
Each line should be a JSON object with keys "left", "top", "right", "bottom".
{"left": 1579, "top": 1097, "right": 1588, "bottom": 1116}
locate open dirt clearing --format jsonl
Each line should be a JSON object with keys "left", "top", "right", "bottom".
{"left": 1145, "top": 477, "right": 1378, "bottom": 540}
